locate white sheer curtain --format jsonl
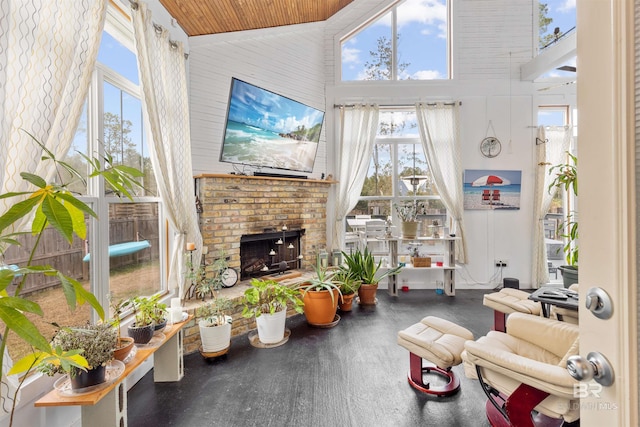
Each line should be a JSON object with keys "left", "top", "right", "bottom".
{"left": 415, "top": 102, "right": 467, "bottom": 263}
{"left": 131, "top": 1, "right": 201, "bottom": 297}
{"left": 332, "top": 105, "right": 379, "bottom": 249}
{"left": 0, "top": 0, "right": 107, "bottom": 217}
{"left": 0, "top": 0, "right": 107, "bottom": 412}
{"left": 531, "top": 125, "right": 572, "bottom": 287}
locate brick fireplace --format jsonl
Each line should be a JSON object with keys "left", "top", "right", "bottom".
{"left": 195, "top": 174, "right": 334, "bottom": 277}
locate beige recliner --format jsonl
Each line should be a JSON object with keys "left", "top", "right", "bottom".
{"left": 462, "top": 313, "right": 580, "bottom": 427}
{"left": 482, "top": 288, "right": 541, "bottom": 332}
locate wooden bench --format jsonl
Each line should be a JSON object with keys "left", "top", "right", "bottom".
{"left": 35, "top": 315, "right": 192, "bottom": 427}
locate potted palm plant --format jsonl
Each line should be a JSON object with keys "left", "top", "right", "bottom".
{"left": 343, "top": 247, "right": 402, "bottom": 305}
{"left": 548, "top": 152, "right": 578, "bottom": 287}
{"left": 296, "top": 259, "right": 342, "bottom": 326}
{"left": 38, "top": 323, "right": 118, "bottom": 390}
{"left": 240, "top": 278, "right": 303, "bottom": 344}
{"left": 332, "top": 267, "right": 361, "bottom": 312}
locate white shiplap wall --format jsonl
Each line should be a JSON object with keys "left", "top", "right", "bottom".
{"left": 187, "top": 0, "right": 577, "bottom": 288}
{"left": 188, "top": 23, "right": 327, "bottom": 178}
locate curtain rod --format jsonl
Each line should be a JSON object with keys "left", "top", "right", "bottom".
{"left": 334, "top": 101, "right": 461, "bottom": 108}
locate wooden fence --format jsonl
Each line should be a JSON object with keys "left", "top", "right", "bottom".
{"left": 3, "top": 204, "right": 160, "bottom": 296}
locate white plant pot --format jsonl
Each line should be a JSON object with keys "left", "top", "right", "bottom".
{"left": 255, "top": 308, "right": 286, "bottom": 344}
{"left": 199, "top": 316, "right": 232, "bottom": 353}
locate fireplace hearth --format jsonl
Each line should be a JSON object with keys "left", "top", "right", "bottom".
{"left": 240, "top": 228, "right": 305, "bottom": 280}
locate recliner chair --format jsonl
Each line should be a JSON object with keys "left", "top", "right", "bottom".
{"left": 462, "top": 313, "right": 580, "bottom": 427}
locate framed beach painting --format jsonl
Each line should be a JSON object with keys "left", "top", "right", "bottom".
{"left": 463, "top": 169, "right": 522, "bottom": 210}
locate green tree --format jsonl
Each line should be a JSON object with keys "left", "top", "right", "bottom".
{"left": 103, "top": 112, "right": 139, "bottom": 168}
{"left": 363, "top": 35, "right": 410, "bottom": 81}
{"left": 539, "top": 2, "right": 562, "bottom": 48}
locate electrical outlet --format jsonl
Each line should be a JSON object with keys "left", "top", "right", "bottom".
{"left": 494, "top": 259, "right": 508, "bottom": 267}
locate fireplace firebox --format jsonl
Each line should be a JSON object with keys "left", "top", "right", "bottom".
{"left": 240, "top": 229, "right": 305, "bottom": 280}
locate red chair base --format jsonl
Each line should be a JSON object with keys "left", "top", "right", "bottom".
{"left": 407, "top": 352, "right": 460, "bottom": 396}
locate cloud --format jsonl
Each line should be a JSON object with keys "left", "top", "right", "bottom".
{"left": 410, "top": 69, "right": 443, "bottom": 80}
{"left": 397, "top": 0, "right": 447, "bottom": 28}
{"left": 558, "top": 0, "right": 576, "bottom": 13}
{"left": 342, "top": 46, "right": 360, "bottom": 64}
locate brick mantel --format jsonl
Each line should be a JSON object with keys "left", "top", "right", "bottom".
{"left": 195, "top": 174, "right": 335, "bottom": 274}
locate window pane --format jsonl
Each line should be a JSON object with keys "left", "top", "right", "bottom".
{"left": 539, "top": 0, "right": 576, "bottom": 49}
{"left": 64, "top": 101, "right": 89, "bottom": 194}
{"left": 396, "top": 0, "right": 448, "bottom": 80}
{"left": 2, "top": 212, "right": 93, "bottom": 361}
{"left": 341, "top": 11, "right": 393, "bottom": 81}
{"left": 103, "top": 82, "right": 155, "bottom": 196}
{"left": 377, "top": 111, "right": 418, "bottom": 137}
{"left": 362, "top": 144, "right": 392, "bottom": 197}
{"left": 398, "top": 143, "right": 438, "bottom": 196}
{"left": 108, "top": 202, "right": 161, "bottom": 301}
{"left": 99, "top": 30, "right": 139, "bottom": 85}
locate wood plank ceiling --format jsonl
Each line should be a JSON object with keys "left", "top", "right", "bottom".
{"left": 158, "top": 0, "right": 354, "bottom": 37}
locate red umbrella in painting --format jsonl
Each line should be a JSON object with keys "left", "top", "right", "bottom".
{"left": 471, "top": 175, "right": 510, "bottom": 206}
{"left": 471, "top": 175, "right": 511, "bottom": 187}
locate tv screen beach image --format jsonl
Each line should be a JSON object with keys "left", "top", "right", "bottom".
{"left": 220, "top": 78, "right": 324, "bottom": 173}
{"left": 463, "top": 169, "right": 522, "bottom": 210}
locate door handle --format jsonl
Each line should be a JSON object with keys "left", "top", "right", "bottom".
{"left": 566, "top": 352, "right": 615, "bottom": 386}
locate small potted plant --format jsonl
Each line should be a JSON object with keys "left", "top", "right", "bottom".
{"left": 196, "top": 251, "right": 236, "bottom": 355}
{"left": 38, "top": 323, "right": 118, "bottom": 390}
{"left": 296, "top": 259, "right": 342, "bottom": 326}
{"left": 395, "top": 201, "right": 425, "bottom": 239}
{"left": 197, "top": 297, "right": 234, "bottom": 355}
{"left": 343, "top": 247, "right": 402, "bottom": 305}
{"left": 108, "top": 294, "right": 135, "bottom": 362}
{"left": 127, "top": 296, "right": 157, "bottom": 344}
{"left": 240, "top": 278, "right": 304, "bottom": 344}
{"left": 332, "top": 267, "right": 361, "bottom": 312}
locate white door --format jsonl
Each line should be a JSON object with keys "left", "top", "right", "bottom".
{"left": 577, "top": 0, "right": 637, "bottom": 425}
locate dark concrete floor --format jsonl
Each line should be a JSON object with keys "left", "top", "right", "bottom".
{"left": 128, "top": 289, "right": 494, "bottom": 427}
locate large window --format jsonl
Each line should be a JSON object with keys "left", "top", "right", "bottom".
{"left": 539, "top": 105, "right": 576, "bottom": 277}
{"left": 341, "top": 0, "right": 449, "bottom": 81}
{"left": 349, "top": 109, "right": 446, "bottom": 229}
{"left": 3, "top": 6, "right": 165, "bottom": 362}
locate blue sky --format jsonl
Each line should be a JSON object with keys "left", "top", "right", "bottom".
{"left": 342, "top": 0, "right": 576, "bottom": 81}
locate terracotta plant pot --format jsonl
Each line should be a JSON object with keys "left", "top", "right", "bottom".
{"left": 113, "top": 337, "right": 135, "bottom": 362}
{"left": 358, "top": 283, "right": 378, "bottom": 305}
{"left": 302, "top": 288, "right": 339, "bottom": 326}
{"left": 338, "top": 293, "right": 356, "bottom": 312}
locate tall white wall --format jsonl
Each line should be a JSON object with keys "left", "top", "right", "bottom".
{"left": 188, "top": 23, "right": 328, "bottom": 178}
{"left": 186, "top": 0, "right": 577, "bottom": 290}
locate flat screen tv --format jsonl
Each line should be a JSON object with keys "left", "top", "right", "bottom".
{"left": 220, "top": 78, "right": 325, "bottom": 174}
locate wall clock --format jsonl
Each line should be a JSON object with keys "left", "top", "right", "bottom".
{"left": 480, "top": 137, "right": 502, "bottom": 158}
